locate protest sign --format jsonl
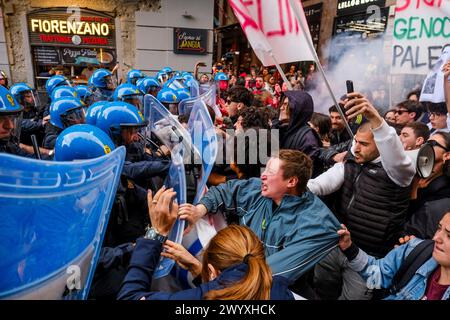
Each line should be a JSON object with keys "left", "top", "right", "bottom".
{"left": 391, "top": 0, "right": 450, "bottom": 75}
{"left": 228, "top": 0, "right": 315, "bottom": 66}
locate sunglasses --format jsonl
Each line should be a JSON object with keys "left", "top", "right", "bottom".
{"left": 394, "top": 109, "right": 410, "bottom": 115}
{"left": 427, "top": 139, "right": 449, "bottom": 152}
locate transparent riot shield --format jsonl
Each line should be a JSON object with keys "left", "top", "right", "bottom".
{"left": 0, "top": 147, "right": 126, "bottom": 300}
{"left": 187, "top": 99, "right": 218, "bottom": 204}
{"left": 153, "top": 146, "right": 187, "bottom": 279}
{"left": 144, "top": 94, "right": 200, "bottom": 166}
{"left": 178, "top": 85, "right": 221, "bottom": 119}
{"left": 144, "top": 94, "right": 190, "bottom": 279}
{"left": 189, "top": 79, "right": 200, "bottom": 98}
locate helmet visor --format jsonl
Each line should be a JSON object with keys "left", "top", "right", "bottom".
{"left": 0, "top": 112, "right": 22, "bottom": 142}
{"left": 19, "top": 90, "right": 41, "bottom": 110}
{"left": 104, "top": 75, "right": 117, "bottom": 90}
{"left": 123, "top": 94, "right": 144, "bottom": 113}
{"left": 61, "top": 107, "right": 86, "bottom": 128}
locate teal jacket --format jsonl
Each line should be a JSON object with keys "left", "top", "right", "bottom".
{"left": 200, "top": 178, "right": 341, "bottom": 282}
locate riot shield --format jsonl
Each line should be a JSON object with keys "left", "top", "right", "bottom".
{"left": 187, "top": 99, "right": 218, "bottom": 204}
{"left": 0, "top": 147, "right": 126, "bottom": 299}
{"left": 153, "top": 146, "right": 187, "bottom": 279}
{"left": 189, "top": 79, "right": 200, "bottom": 98}
{"left": 144, "top": 94, "right": 190, "bottom": 279}
{"left": 178, "top": 85, "right": 221, "bottom": 119}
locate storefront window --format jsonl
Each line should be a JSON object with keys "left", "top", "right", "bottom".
{"left": 27, "top": 8, "right": 117, "bottom": 98}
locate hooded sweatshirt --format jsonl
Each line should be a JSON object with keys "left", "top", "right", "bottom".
{"left": 274, "top": 90, "right": 322, "bottom": 176}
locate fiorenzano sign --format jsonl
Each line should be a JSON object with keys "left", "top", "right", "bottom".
{"left": 30, "top": 18, "right": 111, "bottom": 36}
{"left": 27, "top": 8, "right": 115, "bottom": 48}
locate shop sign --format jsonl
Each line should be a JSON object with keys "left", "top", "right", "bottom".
{"left": 173, "top": 28, "right": 208, "bottom": 55}
{"left": 28, "top": 8, "right": 115, "bottom": 48}
{"left": 337, "top": 0, "right": 386, "bottom": 16}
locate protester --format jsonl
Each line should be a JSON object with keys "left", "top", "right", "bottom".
{"left": 308, "top": 92, "right": 416, "bottom": 300}
{"left": 178, "top": 149, "right": 341, "bottom": 284}
{"left": 328, "top": 105, "right": 352, "bottom": 145}
{"left": 253, "top": 75, "right": 273, "bottom": 107}
{"left": 404, "top": 132, "right": 450, "bottom": 239}
{"left": 225, "top": 85, "right": 254, "bottom": 125}
{"left": 117, "top": 187, "right": 295, "bottom": 300}
{"left": 400, "top": 122, "right": 430, "bottom": 151}
{"left": 337, "top": 212, "right": 450, "bottom": 300}
{"left": 427, "top": 102, "right": 450, "bottom": 134}
{"left": 309, "top": 112, "right": 332, "bottom": 148}
{"left": 394, "top": 100, "right": 422, "bottom": 127}
{"left": 272, "top": 90, "right": 322, "bottom": 177}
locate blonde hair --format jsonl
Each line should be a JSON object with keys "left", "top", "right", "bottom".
{"left": 201, "top": 225, "right": 272, "bottom": 300}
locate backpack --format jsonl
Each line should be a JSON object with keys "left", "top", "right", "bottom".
{"left": 373, "top": 239, "right": 434, "bottom": 299}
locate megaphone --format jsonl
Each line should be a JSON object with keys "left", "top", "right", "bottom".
{"left": 416, "top": 143, "right": 435, "bottom": 179}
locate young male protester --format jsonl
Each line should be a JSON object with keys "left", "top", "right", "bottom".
{"left": 307, "top": 92, "right": 416, "bottom": 300}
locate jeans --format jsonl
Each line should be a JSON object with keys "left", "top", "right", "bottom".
{"left": 313, "top": 247, "right": 373, "bottom": 300}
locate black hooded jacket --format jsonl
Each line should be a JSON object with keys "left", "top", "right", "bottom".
{"left": 273, "top": 90, "right": 322, "bottom": 177}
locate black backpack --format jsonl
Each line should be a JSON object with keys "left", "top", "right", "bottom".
{"left": 373, "top": 239, "right": 435, "bottom": 299}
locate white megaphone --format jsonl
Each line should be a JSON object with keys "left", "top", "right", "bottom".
{"left": 416, "top": 143, "right": 435, "bottom": 179}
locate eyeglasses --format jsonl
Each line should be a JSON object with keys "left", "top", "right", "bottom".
{"left": 427, "top": 139, "right": 449, "bottom": 152}
{"left": 429, "top": 112, "right": 445, "bottom": 118}
{"left": 394, "top": 109, "right": 410, "bottom": 115}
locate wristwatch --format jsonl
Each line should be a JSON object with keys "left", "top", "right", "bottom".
{"left": 144, "top": 226, "right": 168, "bottom": 244}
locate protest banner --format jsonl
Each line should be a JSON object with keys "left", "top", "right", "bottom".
{"left": 391, "top": 0, "right": 450, "bottom": 75}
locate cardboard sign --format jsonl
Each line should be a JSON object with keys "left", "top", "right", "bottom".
{"left": 391, "top": 0, "right": 450, "bottom": 75}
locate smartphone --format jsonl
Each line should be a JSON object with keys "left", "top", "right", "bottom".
{"left": 346, "top": 80, "right": 354, "bottom": 95}
{"left": 346, "top": 80, "right": 362, "bottom": 124}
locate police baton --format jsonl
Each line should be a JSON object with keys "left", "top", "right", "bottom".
{"left": 30, "top": 134, "right": 42, "bottom": 160}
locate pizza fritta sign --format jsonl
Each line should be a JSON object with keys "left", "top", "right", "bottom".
{"left": 173, "top": 28, "right": 207, "bottom": 55}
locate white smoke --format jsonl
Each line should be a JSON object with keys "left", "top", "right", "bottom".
{"left": 306, "top": 33, "right": 426, "bottom": 116}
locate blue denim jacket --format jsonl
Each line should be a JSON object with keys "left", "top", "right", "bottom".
{"left": 348, "top": 238, "right": 450, "bottom": 300}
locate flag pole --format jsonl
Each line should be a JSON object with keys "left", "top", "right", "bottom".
{"left": 269, "top": 52, "right": 293, "bottom": 90}
{"left": 287, "top": 0, "right": 354, "bottom": 139}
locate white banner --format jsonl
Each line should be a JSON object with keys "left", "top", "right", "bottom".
{"left": 391, "top": 0, "right": 450, "bottom": 75}
{"left": 228, "top": 0, "right": 315, "bottom": 66}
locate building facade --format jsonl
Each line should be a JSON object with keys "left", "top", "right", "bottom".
{"left": 0, "top": 0, "right": 214, "bottom": 92}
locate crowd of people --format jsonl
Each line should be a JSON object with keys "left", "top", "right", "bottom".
{"left": 0, "top": 57, "right": 449, "bottom": 301}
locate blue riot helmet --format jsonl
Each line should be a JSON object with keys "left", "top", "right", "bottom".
{"left": 127, "top": 69, "right": 146, "bottom": 86}
{"left": 51, "top": 85, "right": 78, "bottom": 101}
{"left": 9, "top": 82, "right": 40, "bottom": 110}
{"left": 90, "top": 68, "right": 116, "bottom": 90}
{"left": 45, "top": 75, "right": 71, "bottom": 97}
{"left": 0, "top": 85, "right": 23, "bottom": 141}
{"left": 156, "top": 70, "right": 169, "bottom": 85}
{"left": 96, "top": 101, "right": 147, "bottom": 147}
{"left": 157, "top": 88, "right": 180, "bottom": 115}
{"left": 113, "top": 83, "right": 144, "bottom": 113}
{"left": 176, "top": 89, "right": 190, "bottom": 101}
{"left": 75, "top": 85, "right": 93, "bottom": 104}
{"left": 85, "top": 101, "right": 109, "bottom": 125}
{"left": 137, "top": 77, "right": 160, "bottom": 97}
{"left": 54, "top": 124, "right": 115, "bottom": 161}
{"left": 214, "top": 71, "right": 229, "bottom": 92}
{"left": 49, "top": 97, "right": 86, "bottom": 130}
{"left": 161, "top": 66, "right": 173, "bottom": 79}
